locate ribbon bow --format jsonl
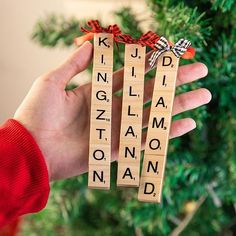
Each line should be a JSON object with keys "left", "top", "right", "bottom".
{"left": 116, "top": 31, "right": 160, "bottom": 49}
{"left": 81, "top": 20, "right": 122, "bottom": 35}
{"left": 75, "top": 20, "right": 122, "bottom": 46}
{"left": 149, "top": 37, "right": 191, "bottom": 68}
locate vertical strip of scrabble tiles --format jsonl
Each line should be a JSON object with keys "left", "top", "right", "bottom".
{"left": 88, "top": 33, "right": 113, "bottom": 189}
{"left": 117, "top": 44, "right": 146, "bottom": 187}
{"left": 138, "top": 51, "right": 179, "bottom": 202}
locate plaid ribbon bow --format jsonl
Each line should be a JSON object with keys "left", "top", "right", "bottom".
{"left": 81, "top": 20, "right": 122, "bottom": 36}
{"left": 149, "top": 36, "right": 191, "bottom": 68}
{"left": 116, "top": 31, "right": 160, "bottom": 49}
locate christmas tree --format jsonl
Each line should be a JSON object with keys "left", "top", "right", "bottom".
{"left": 21, "top": 0, "right": 236, "bottom": 235}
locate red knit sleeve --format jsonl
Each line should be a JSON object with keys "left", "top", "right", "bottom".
{"left": 0, "top": 119, "right": 50, "bottom": 228}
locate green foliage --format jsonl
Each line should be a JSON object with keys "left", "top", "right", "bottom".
{"left": 148, "top": 0, "right": 212, "bottom": 47}
{"left": 211, "top": 0, "right": 235, "bottom": 12}
{"left": 31, "top": 14, "right": 84, "bottom": 47}
{"left": 24, "top": 0, "right": 236, "bottom": 235}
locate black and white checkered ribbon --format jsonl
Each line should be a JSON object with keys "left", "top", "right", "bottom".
{"left": 149, "top": 36, "right": 191, "bottom": 68}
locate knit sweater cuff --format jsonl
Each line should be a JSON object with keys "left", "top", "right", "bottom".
{"left": 0, "top": 119, "right": 50, "bottom": 227}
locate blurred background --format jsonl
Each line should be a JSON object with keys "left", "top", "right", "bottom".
{"left": 0, "top": 0, "right": 236, "bottom": 235}
{"left": 0, "top": 0, "right": 148, "bottom": 123}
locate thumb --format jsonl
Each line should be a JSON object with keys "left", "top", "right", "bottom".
{"left": 50, "top": 41, "right": 93, "bottom": 86}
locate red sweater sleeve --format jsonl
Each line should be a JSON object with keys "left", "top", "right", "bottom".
{"left": 0, "top": 119, "right": 50, "bottom": 228}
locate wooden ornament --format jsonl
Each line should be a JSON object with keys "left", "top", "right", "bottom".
{"left": 88, "top": 164, "right": 110, "bottom": 189}
{"left": 138, "top": 177, "right": 162, "bottom": 203}
{"left": 117, "top": 44, "right": 146, "bottom": 187}
{"left": 88, "top": 33, "right": 113, "bottom": 189}
{"left": 138, "top": 51, "right": 179, "bottom": 202}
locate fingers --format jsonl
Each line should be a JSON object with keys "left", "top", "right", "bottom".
{"left": 48, "top": 41, "right": 93, "bottom": 86}
{"left": 176, "top": 62, "right": 208, "bottom": 86}
{"left": 169, "top": 118, "right": 196, "bottom": 139}
{"left": 141, "top": 118, "right": 196, "bottom": 148}
{"left": 172, "top": 88, "right": 212, "bottom": 116}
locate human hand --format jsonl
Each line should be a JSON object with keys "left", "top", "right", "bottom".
{"left": 14, "top": 41, "right": 211, "bottom": 181}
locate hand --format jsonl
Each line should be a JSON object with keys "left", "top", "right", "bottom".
{"left": 14, "top": 41, "right": 211, "bottom": 181}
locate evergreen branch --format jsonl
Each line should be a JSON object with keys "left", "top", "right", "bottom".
{"left": 31, "top": 14, "right": 86, "bottom": 47}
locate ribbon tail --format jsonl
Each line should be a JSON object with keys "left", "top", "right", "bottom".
{"left": 149, "top": 49, "right": 167, "bottom": 68}
{"left": 148, "top": 51, "right": 157, "bottom": 64}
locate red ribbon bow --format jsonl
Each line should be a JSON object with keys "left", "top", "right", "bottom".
{"left": 75, "top": 20, "right": 122, "bottom": 46}
{"left": 116, "top": 31, "right": 160, "bottom": 49}
{"left": 81, "top": 20, "right": 122, "bottom": 35}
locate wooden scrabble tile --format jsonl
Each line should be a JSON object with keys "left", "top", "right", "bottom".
{"left": 88, "top": 164, "right": 110, "bottom": 189}
{"left": 118, "top": 141, "right": 142, "bottom": 163}
{"left": 141, "top": 154, "right": 165, "bottom": 179}
{"left": 137, "top": 177, "right": 163, "bottom": 203}
{"left": 156, "top": 51, "right": 179, "bottom": 72}
{"left": 90, "top": 122, "right": 111, "bottom": 144}
{"left": 117, "top": 162, "right": 140, "bottom": 187}
{"left": 121, "top": 101, "right": 144, "bottom": 121}
{"left": 91, "top": 85, "right": 112, "bottom": 107}
{"left": 122, "top": 81, "right": 144, "bottom": 103}
{"left": 150, "top": 90, "right": 174, "bottom": 113}
{"left": 90, "top": 108, "right": 111, "bottom": 124}
{"left": 144, "top": 129, "right": 170, "bottom": 156}
{"left": 93, "top": 33, "right": 114, "bottom": 50}
{"left": 147, "top": 111, "right": 171, "bottom": 133}
{"left": 120, "top": 123, "right": 142, "bottom": 141}
{"left": 89, "top": 144, "right": 111, "bottom": 165}
{"left": 92, "top": 71, "right": 113, "bottom": 86}
{"left": 153, "top": 71, "right": 178, "bottom": 91}
{"left": 124, "top": 44, "right": 146, "bottom": 65}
